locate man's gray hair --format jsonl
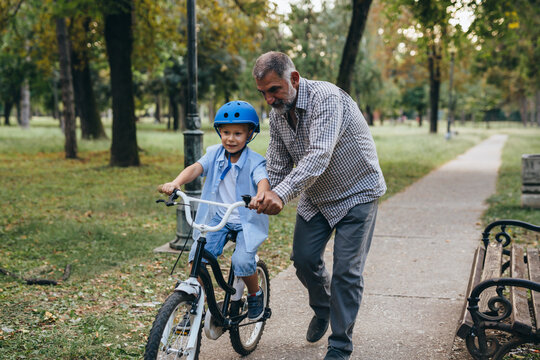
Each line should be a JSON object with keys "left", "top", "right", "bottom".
{"left": 252, "top": 51, "right": 296, "bottom": 80}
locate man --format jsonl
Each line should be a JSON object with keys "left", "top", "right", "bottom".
{"left": 251, "top": 51, "right": 386, "bottom": 360}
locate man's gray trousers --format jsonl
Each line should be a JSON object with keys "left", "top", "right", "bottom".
{"left": 291, "top": 200, "right": 378, "bottom": 352}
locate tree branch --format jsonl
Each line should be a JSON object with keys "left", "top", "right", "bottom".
{"left": 0, "top": 264, "right": 72, "bottom": 286}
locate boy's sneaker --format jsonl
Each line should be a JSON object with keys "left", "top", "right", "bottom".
{"left": 247, "top": 289, "right": 264, "bottom": 321}
{"left": 175, "top": 313, "right": 191, "bottom": 333}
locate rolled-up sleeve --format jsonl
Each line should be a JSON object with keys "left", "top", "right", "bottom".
{"left": 266, "top": 124, "right": 294, "bottom": 193}
{"left": 252, "top": 160, "right": 268, "bottom": 185}
{"left": 197, "top": 146, "right": 216, "bottom": 177}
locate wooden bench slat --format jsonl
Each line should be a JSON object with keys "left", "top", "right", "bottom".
{"left": 510, "top": 245, "right": 533, "bottom": 334}
{"left": 479, "top": 243, "right": 503, "bottom": 313}
{"left": 527, "top": 247, "right": 540, "bottom": 331}
{"left": 456, "top": 245, "right": 486, "bottom": 339}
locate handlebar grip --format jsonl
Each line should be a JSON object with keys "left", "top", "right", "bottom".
{"left": 241, "top": 194, "right": 252, "bottom": 207}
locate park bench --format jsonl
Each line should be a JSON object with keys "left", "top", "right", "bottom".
{"left": 456, "top": 219, "right": 540, "bottom": 360}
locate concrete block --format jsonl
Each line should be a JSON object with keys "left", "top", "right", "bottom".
{"left": 522, "top": 193, "right": 540, "bottom": 208}
{"left": 522, "top": 154, "right": 540, "bottom": 185}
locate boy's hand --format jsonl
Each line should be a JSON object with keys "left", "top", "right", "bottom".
{"left": 249, "top": 192, "right": 264, "bottom": 210}
{"left": 158, "top": 182, "right": 177, "bottom": 195}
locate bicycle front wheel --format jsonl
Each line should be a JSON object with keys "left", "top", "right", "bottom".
{"left": 229, "top": 260, "right": 270, "bottom": 355}
{"left": 144, "top": 291, "right": 202, "bottom": 360}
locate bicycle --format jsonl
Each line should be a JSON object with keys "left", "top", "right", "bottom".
{"left": 144, "top": 189, "right": 271, "bottom": 360}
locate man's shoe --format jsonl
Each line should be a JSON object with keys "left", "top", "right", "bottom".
{"left": 306, "top": 315, "right": 329, "bottom": 343}
{"left": 247, "top": 289, "right": 265, "bottom": 321}
{"left": 324, "top": 346, "right": 350, "bottom": 360}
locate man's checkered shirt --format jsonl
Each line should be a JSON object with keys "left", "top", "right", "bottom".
{"left": 266, "top": 77, "right": 386, "bottom": 227}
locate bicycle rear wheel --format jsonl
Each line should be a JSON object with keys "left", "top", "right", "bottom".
{"left": 144, "top": 291, "right": 202, "bottom": 360}
{"left": 229, "top": 260, "right": 270, "bottom": 355}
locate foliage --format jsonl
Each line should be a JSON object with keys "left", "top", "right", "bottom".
{"left": 468, "top": 0, "right": 540, "bottom": 121}
{"left": 284, "top": 0, "right": 346, "bottom": 82}
{"left": 483, "top": 129, "right": 540, "bottom": 226}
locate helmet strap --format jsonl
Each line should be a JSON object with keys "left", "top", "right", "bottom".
{"left": 220, "top": 147, "right": 245, "bottom": 180}
{"left": 226, "top": 146, "right": 246, "bottom": 157}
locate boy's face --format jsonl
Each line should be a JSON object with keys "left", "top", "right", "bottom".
{"left": 218, "top": 123, "right": 251, "bottom": 154}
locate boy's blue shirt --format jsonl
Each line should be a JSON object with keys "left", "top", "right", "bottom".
{"left": 193, "top": 144, "right": 269, "bottom": 252}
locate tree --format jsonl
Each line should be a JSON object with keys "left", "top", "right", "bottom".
{"left": 0, "top": 52, "right": 24, "bottom": 125}
{"left": 103, "top": 0, "right": 139, "bottom": 166}
{"left": 70, "top": 15, "right": 107, "bottom": 139}
{"left": 55, "top": 14, "right": 77, "bottom": 158}
{"left": 336, "top": 0, "right": 373, "bottom": 94}
{"left": 469, "top": 0, "right": 540, "bottom": 126}
{"left": 387, "top": 0, "right": 453, "bottom": 133}
{"left": 402, "top": 85, "right": 427, "bottom": 126}
{"left": 1, "top": 0, "right": 39, "bottom": 129}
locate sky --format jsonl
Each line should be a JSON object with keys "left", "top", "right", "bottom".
{"left": 271, "top": 0, "right": 325, "bottom": 14}
{"left": 271, "top": 0, "right": 474, "bottom": 31}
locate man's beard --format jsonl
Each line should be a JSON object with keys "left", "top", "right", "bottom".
{"left": 272, "top": 86, "right": 297, "bottom": 115}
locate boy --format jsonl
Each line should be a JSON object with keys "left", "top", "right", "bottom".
{"left": 160, "top": 101, "right": 270, "bottom": 320}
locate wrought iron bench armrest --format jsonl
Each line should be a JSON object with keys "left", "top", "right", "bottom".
{"left": 468, "top": 278, "right": 540, "bottom": 323}
{"left": 482, "top": 219, "right": 540, "bottom": 249}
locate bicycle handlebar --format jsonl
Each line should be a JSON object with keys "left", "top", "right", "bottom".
{"left": 157, "top": 189, "right": 252, "bottom": 234}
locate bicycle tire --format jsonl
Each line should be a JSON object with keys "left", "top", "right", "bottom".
{"left": 229, "top": 260, "right": 270, "bottom": 355}
{"left": 144, "top": 291, "right": 202, "bottom": 360}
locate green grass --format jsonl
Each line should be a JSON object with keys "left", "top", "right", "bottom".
{"left": 0, "top": 117, "right": 526, "bottom": 359}
{"left": 481, "top": 129, "right": 540, "bottom": 246}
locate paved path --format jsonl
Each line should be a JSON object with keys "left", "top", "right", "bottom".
{"left": 198, "top": 134, "right": 507, "bottom": 359}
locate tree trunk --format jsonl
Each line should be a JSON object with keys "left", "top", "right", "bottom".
{"left": 51, "top": 75, "right": 60, "bottom": 120}
{"left": 56, "top": 16, "right": 78, "bottom": 159}
{"left": 104, "top": 0, "right": 140, "bottom": 166}
{"left": 336, "top": 0, "right": 373, "bottom": 94}
{"left": 154, "top": 94, "right": 161, "bottom": 123}
{"left": 519, "top": 93, "right": 528, "bottom": 127}
{"left": 208, "top": 97, "right": 216, "bottom": 125}
{"left": 15, "top": 98, "right": 21, "bottom": 125}
{"left": 428, "top": 44, "right": 441, "bottom": 134}
{"left": 169, "top": 91, "right": 179, "bottom": 131}
{"left": 4, "top": 101, "right": 12, "bottom": 125}
{"left": 71, "top": 18, "right": 107, "bottom": 140}
{"left": 365, "top": 104, "right": 374, "bottom": 126}
{"left": 20, "top": 79, "right": 30, "bottom": 128}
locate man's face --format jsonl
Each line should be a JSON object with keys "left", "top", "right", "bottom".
{"left": 255, "top": 71, "right": 298, "bottom": 115}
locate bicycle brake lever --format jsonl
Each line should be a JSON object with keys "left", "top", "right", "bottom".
{"left": 156, "top": 190, "right": 181, "bottom": 206}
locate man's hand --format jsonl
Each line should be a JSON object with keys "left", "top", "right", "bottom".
{"left": 251, "top": 190, "right": 283, "bottom": 215}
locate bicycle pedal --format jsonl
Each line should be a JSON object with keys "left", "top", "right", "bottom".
{"left": 263, "top": 307, "right": 272, "bottom": 320}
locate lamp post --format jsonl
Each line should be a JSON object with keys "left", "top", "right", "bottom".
{"left": 169, "top": 0, "right": 203, "bottom": 250}
{"left": 446, "top": 45, "right": 456, "bottom": 140}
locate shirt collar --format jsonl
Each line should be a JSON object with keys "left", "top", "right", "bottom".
{"left": 218, "top": 145, "right": 248, "bottom": 169}
{"left": 295, "top": 77, "right": 309, "bottom": 112}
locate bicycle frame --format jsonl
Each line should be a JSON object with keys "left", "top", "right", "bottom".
{"left": 171, "top": 190, "right": 251, "bottom": 328}
{"left": 147, "top": 189, "right": 270, "bottom": 360}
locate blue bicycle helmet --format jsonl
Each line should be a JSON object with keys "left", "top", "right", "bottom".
{"left": 214, "top": 101, "right": 260, "bottom": 142}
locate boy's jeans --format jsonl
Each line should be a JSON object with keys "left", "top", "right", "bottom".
{"left": 188, "top": 216, "right": 257, "bottom": 277}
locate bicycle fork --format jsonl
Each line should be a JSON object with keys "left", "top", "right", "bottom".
{"left": 174, "top": 277, "right": 205, "bottom": 360}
